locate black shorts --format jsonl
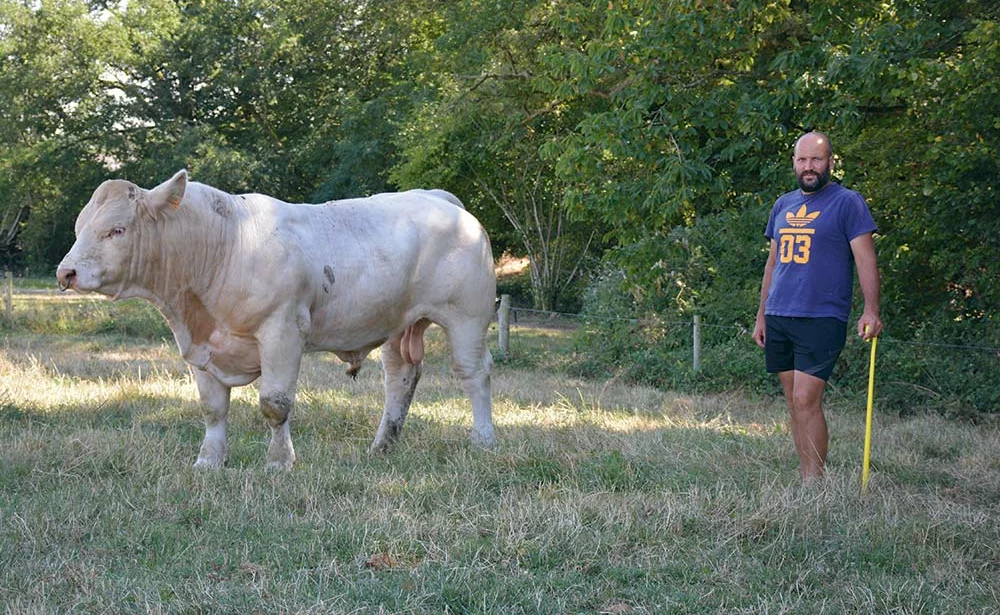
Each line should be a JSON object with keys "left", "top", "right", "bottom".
{"left": 764, "top": 315, "right": 847, "bottom": 381}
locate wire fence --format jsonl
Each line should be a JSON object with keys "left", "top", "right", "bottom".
{"left": 496, "top": 295, "right": 1000, "bottom": 374}
{"left": 498, "top": 296, "right": 1000, "bottom": 413}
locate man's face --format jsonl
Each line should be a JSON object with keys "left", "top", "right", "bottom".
{"left": 793, "top": 138, "right": 832, "bottom": 193}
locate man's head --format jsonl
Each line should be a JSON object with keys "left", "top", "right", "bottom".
{"left": 793, "top": 131, "right": 833, "bottom": 194}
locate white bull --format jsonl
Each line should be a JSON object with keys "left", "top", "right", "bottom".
{"left": 56, "top": 170, "right": 496, "bottom": 468}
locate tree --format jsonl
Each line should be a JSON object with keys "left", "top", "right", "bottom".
{"left": 530, "top": 0, "right": 998, "bottom": 336}
{"left": 2, "top": 0, "right": 997, "bottom": 352}
{"left": 392, "top": 0, "right": 604, "bottom": 310}
{"left": 837, "top": 2, "right": 1000, "bottom": 333}
{"left": 525, "top": 0, "right": 803, "bottom": 322}
{"left": 0, "top": 0, "right": 135, "bottom": 269}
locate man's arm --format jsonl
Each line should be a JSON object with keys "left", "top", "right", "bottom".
{"left": 752, "top": 240, "right": 778, "bottom": 349}
{"left": 850, "top": 232, "right": 883, "bottom": 340}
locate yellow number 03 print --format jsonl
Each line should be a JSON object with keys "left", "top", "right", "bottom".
{"left": 779, "top": 233, "right": 811, "bottom": 264}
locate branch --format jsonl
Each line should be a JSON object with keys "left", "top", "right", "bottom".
{"left": 0, "top": 202, "right": 28, "bottom": 248}
{"left": 456, "top": 71, "right": 533, "bottom": 92}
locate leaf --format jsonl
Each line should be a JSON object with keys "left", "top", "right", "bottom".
{"left": 363, "top": 553, "right": 400, "bottom": 571}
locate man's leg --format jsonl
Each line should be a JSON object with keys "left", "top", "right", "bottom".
{"left": 779, "top": 369, "right": 828, "bottom": 481}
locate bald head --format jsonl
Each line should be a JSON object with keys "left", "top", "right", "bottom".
{"left": 792, "top": 132, "right": 833, "bottom": 193}
{"left": 794, "top": 131, "right": 832, "bottom": 158}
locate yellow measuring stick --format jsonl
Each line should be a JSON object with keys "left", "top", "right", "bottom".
{"left": 861, "top": 328, "right": 878, "bottom": 495}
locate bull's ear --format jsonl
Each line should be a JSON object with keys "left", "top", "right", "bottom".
{"left": 149, "top": 169, "right": 188, "bottom": 211}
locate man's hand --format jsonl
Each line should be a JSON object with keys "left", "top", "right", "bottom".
{"left": 752, "top": 315, "right": 766, "bottom": 349}
{"left": 857, "top": 312, "right": 883, "bottom": 340}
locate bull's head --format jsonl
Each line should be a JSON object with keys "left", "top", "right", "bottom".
{"left": 56, "top": 170, "right": 188, "bottom": 295}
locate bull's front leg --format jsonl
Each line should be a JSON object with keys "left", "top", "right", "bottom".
{"left": 257, "top": 325, "right": 306, "bottom": 470}
{"left": 193, "top": 370, "right": 232, "bottom": 468}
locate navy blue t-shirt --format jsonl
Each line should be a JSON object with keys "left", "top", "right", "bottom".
{"left": 764, "top": 182, "right": 877, "bottom": 322}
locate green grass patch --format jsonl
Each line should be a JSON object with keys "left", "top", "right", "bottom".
{"left": 2, "top": 292, "right": 172, "bottom": 340}
{"left": 2, "top": 294, "right": 1000, "bottom": 613}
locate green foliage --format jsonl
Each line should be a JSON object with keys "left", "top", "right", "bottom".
{"left": 571, "top": 304, "right": 774, "bottom": 397}
{"left": 542, "top": 0, "right": 795, "bottom": 235}
{"left": 548, "top": 0, "right": 1000, "bottom": 413}
{"left": 495, "top": 270, "right": 534, "bottom": 308}
{"left": 574, "top": 253, "right": 998, "bottom": 415}
{"left": 391, "top": 1, "right": 603, "bottom": 310}
{"left": 0, "top": 0, "right": 997, "bottom": 403}
{"left": 0, "top": 0, "right": 132, "bottom": 268}
{"left": 540, "top": 0, "right": 997, "bottom": 334}
{"left": 571, "top": 199, "right": 772, "bottom": 393}
{"left": 842, "top": 10, "right": 1000, "bottom": 331}
{"left": 832, "top": 322, "right": 1000, "bottom": 418}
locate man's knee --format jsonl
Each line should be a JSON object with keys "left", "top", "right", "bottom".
{"left": 792, "top": 389, "right": 823, "bottom": 412}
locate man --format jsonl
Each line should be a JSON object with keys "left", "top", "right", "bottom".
{"left": 752, "top": 131, "right": 883, "bottom": 481}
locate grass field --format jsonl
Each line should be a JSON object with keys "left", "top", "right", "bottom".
{"left": 1, "top": 288, "right": 999, "bottom": 614}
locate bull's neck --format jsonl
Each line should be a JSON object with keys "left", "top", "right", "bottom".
{"left": 131, "top": 185, "right": 241, "bottom": 314}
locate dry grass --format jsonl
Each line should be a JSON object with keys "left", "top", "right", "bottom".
{"left": 1, "top": 293, "right": 999, "bottom": 614}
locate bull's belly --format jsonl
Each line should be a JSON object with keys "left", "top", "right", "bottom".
{"left": 181, "top": 317, "right": 401, "bottom": 387}
{"left": 187, "top": 330, "right": 388, "bottom": 388}
{"left": 304, "top": 310, "right": 398, "bottom": 355}
{"left": 307, "top": 337, "right": 387, "bottom": 360}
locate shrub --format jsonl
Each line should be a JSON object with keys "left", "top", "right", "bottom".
{"left": 571, "top": 208, "right": 999, "bottom": 416}
{"left": 833, "top": 321, "right": 1000, "bottom": 418}
{"left": 496, "top": 269, "right": 533, "bottom": 308}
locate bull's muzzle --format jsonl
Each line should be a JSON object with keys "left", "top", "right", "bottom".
{"left": 56, "top": 267, "right": 76, "bottom": 292}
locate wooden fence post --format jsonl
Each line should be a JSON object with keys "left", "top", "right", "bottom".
{"left": 692, "top": 314, "right": 701, "bottom": 372}
{"left": 3, "top": 271, "right": 12, "bottom": 322}
{"left": 497, "top": 294, "right": 511, "bottom": 358}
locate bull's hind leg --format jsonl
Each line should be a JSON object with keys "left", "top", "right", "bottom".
{"left": 371, "top": 335, "right": 422, "bottom": 453}
{"left": 193, "top": 370, "right": 232, "bottom": 469}
{"left": 446, "top": 320, "right": 495, "bottom": 448}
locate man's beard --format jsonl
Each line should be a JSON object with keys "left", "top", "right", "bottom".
{"left": 797, "top": 167, "right": 831, "bottom": 193}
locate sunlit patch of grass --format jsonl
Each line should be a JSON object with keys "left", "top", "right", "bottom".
{"left": 3, "top": 290, "right": 172, "bottom": 339}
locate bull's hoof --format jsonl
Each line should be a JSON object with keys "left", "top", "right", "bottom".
{"left": 266, "top": 438, "right": 296, "bottom": 469}
{"left": 193, "top": 456, "right": 225, "bottom": 469}
{"left": 368, "top": 440, "right": 392, "bottom": 455}
{"left": 471, "top": 427, "right": 496, "bottom": 448}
